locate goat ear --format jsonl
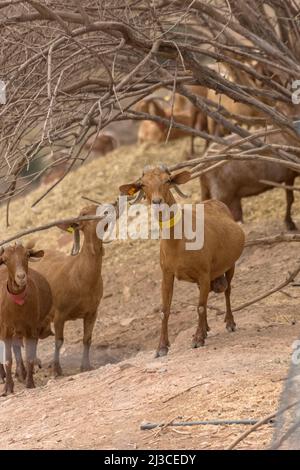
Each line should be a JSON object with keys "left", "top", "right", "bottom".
{"left": 119, "top": 183, "right": 141, "bottom": 196}
{"left": 170, "top": 171, "right": 191, "bottom": 185}
{"left": 0, "top": 256, "right": 4, "bottom": 266}
{"left": 28, "top": 249, "right": 44, "bottom": 262}
{"left": 25, "top": 239, "right": 36, "bottom": 250}
{"left": 56, "top": 222, "right": 78, "bottom": 233}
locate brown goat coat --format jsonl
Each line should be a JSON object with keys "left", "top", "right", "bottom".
{"left": 34, "top": 205, "right": 103, "bottom": 374}
{"left": 0, "top": 269, "right": 52, "bottom": 339}
{"left": 120, "top": 167, "right": 245, "bottom": 355}
{"left": 160, "top": 200, "right": 244, "bottom": 284}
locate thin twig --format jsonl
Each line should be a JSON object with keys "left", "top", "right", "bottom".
{"left": 162, "top": 381, "right": 209, "bottom": 403}
{"left": 217, "top": 264, "right": 300, "bottom": 315}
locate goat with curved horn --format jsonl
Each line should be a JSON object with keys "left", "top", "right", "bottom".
{"left": 119, "top": 165, "right": 245, "bottom": 358}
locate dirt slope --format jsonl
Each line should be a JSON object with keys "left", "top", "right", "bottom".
{"left": 0, "top": 137, "right": 299, "bottom": 449}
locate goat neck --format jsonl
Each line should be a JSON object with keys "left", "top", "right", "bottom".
{"left": 80, "top": 224, "right": 103, "bottom": 260}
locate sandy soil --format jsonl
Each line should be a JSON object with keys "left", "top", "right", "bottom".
{"left": 0, "top": 137, "right": 299, "bottom": 450}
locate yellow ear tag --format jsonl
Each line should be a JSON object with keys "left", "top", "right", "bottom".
{"left": 128, "top": 187, "right": 137, "bottom": 196}
{"left": 67, "top": 227, "right": 74, "bottom": 234}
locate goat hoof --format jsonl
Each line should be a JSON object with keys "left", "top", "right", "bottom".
{"left": 15, "top": 365, "right": 27, "bottom": 382}
{"left": 25, "top": 381, "right": 35, "bottom": 389}
{"left": 1, "top": 383, "right": 14, "bottom": 396}
{"left": 80, "top": 364, "right": 93, "bottom": 372}
{"left": 226, "top": 323, "right": 236, "bottom": 332}
{"left": 35, "top": 358, "right": 42, "bottom": 369}
{"left": 192, "top": 338, "right": 205, "bottom": 348}
{"left": 286, "top": 222, "right": 297, "bottom": 231}
{"left": 155, "top": 347, "right": 169, "bottom": 358}
{"left": 52, "top": 363, "right": 63, "bottom": 377}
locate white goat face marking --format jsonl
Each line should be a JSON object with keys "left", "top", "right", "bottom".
{"left": 160, "top": 311, "right": 165, "bottom": 320}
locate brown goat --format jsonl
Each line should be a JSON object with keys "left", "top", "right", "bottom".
{"left": 201, "top": 133, "right": 299, "bottom": 230}
{"left": 0, "top": 242, "right": 53, "bottom": 395}
{"left": 34, "top": 205, "right": 104, "bottom": 376}
{"left": 120, "top": 165, "right": 245, "bottom": 356}
{"left": 84, "top": 131, "right": 118, "bottom": 155}
{"left": 206, "top": 62, "right": 270, "bottom": 137}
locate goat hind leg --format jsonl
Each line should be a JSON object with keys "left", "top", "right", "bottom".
{"left": 193, "top": 277, "right": 210, "bottom": 348}
{"left": 156, "top": 272, "right": 174, "bottom": 358}
{"left": 285, "top": 188, "right": 297, "bottom": 231}
{"left": 52, "top": 316, "right": 64, "bottom": 377}
{"left": 224, "top": 266, "right": 236, "bottom": 332}
{"left": 81, "top": 313, "right": 97, "bottom": 372}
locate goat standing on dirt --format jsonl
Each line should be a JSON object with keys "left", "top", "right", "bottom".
{"left": 201, "top": 133, "right": 299, "bottom": 230}
{"left": 0, "top": 242, "right": 53, "bottom": 395}
{"left": 120, "top": 165, "right": 245, "bottom": 356}
{"left": 34, "top": 205, "right": 104, "bottom": 376}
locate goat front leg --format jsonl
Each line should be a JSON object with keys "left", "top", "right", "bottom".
{"left": 81, "top": 313, "right": 97, "bottom": 372}
{"left": 13, "top": 338, "right": 26, "bottom": 382}
{"left": 193, "top": 276, "right": 210, "bottom": 348}
{"left": 156, "top": 271, "right": 174, "bottom": 358}
{"left": 24, "top": 338, "right": 38, "bottom": 389}
{"left": 224, "top": 266, "right": 236, "bottom": 332}
{"left": 53, "top": 315, "right": 65, "bottom": 377}
{"left": 1, "top": 339, "right": 14, "bottom": 396}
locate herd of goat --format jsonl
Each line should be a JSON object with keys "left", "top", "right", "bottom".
{"left": 0, "top": 60, "right": 298, "bottom": 396}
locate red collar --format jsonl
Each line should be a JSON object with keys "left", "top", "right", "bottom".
{"left": 7, "top": 284, "right": 28, "bottom": 306}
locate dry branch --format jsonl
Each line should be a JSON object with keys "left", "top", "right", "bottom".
{"left": 246, "top": 233, "right": 300, "bottom": 247}
{"left": 259, "top": 179, "right": 300, "bottom": 192}
{"left": 1, "top": 0, "right": 300, "bottom": 203}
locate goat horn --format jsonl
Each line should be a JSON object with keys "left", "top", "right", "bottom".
{"left": 129, "top": 189, "right": 144, "bottom": 205}
{"left": 159, "top": 163, "right": 171, "bottom": 174}
{"left": 71, "top": 227, "right": 81, "bottom": 256}
{"left": 172, "top": 185, "right": 190, "bottom": 199}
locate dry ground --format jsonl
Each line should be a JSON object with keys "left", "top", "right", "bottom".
{"left": 0, "top": 137, "right": 299, "bottom": 449}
